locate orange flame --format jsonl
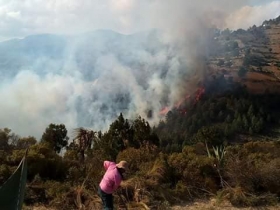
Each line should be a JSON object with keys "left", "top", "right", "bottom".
{"left": 159, "top": 87, "right": 205, "bottom": 116}
{"left": 175, "top": 94, "right": 191, "bottom": 108}
{"left": 159, "top": 106, "right": 170, "bottom": 115}
{"left": 195, "top": 87, "right": 205, "bottom": 102}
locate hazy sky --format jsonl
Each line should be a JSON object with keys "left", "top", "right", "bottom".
{"left": 0, "top": 0, "right": 279, "bottom": 41}
{"left": 0, "top": 0, "right": 279, "bottom": 139}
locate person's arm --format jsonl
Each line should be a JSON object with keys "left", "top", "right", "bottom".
{"left": 103, "top": 161, "right": 113, "bottom": 170}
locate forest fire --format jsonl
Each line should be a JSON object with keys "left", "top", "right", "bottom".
{"left": 159, "top": 106, "right": 170, "bottom": 115}
{"left": 159, "top": 87, "right": 205, "bottom": 116}
{"left": 195, "top": 87, "right": 205, "bottom": 102}
{"left": 175, "top": 94, "right": 191, "bottom": 108}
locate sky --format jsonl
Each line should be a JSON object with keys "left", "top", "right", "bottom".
{"left": 0, "top": 0, "right": 279, "bottom": 41}
{"left": 0, "top": 0, "right": 279, "bottom": 139}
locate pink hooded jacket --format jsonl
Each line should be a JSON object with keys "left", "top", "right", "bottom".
{"left": 99, "top": 161, "right": 122, "bottom": 194}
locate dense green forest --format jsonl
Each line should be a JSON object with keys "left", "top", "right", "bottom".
{"left": 1, "top": 77, "right": 280, "bottom": 209}
{"left": 156, "top": 76, "right": 280, "bottom": 152}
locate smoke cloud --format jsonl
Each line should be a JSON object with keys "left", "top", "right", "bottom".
{"left": 0, "top": 0, "right": 279, "bottom": 138}
{"left": 225, "top": 1, "right": 280, "bottom": 29}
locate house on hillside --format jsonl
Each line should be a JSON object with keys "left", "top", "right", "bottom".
{"left": 223, "top": 72, "right": 232, "bottom": 79}
{"left": 224, "top": 73, "right": 233, "bottom": 83}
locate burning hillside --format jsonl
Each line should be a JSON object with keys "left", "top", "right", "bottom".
{"left": 160, "top": 86, "right": 206, "bottom": 116}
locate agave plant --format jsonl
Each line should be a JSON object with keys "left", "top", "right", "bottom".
{"left": 212, "top": 144, "right": 226, "bottom": 164}
{"left": 205, "top": 142, "right": 227, "bottom": 188}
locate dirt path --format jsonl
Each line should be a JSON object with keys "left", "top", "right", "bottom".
{"left": 172, "top": 199, "right": 280, "bottom": 210}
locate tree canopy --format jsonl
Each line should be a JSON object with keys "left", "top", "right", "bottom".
{"left": 41, "top": 124, "right": 69, "bottom": 153}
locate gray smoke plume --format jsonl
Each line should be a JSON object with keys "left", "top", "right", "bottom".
{"left": 0, "top": 0, "right": 278, "bottom": 138}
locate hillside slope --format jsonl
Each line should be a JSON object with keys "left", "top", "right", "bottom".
{"left": 207, "top": 15, "right": 280, "bottom": 94}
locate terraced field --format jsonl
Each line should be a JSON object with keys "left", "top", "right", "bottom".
{"left": 267, "top": 25, "right": 280, "bottom": 59}
{"left": 208, "top": 22, "right": 280, "bottom": 94}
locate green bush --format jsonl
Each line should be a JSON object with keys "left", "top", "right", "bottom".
{"left": 0, "top": 164, "right": 11, "bottom": 185}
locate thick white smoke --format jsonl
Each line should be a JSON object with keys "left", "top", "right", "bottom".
{"left": 0, "top": 0, "right": 279, "bottom": 138}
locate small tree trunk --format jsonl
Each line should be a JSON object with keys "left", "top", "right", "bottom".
{"left": 216, "top": 165, "right": 224, "bottom": 188}
{"left": 79, "top": 150, "right": 85, "bottom": 163}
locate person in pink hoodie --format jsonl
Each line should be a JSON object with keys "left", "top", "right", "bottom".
{"left": 98, "top": 160, "right": 128, "bottom": 210}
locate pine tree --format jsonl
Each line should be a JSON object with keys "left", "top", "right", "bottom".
{"left": 41, "top": 124, "right": 69, "bottom": 153}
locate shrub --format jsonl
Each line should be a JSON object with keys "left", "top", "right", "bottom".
{"left": 238, "top": 66, "right": 248, "bottom": 77}
{"left": 117, "top": 145, "right": 159, "bottom": 175}
{"left": 223, "top": 141, "right": 280, "bottom": 206}
{"left": 259, "top": 158, "right": 280, "bottom": 195}
{"left": 222, "top": 187, "right": 278, "bottom": 207}
{"left": 0, "top": 164, "right": 11, "bottom": 185}
{"left": 167, "top": 146, "right": 218, "bottom": 198}
{"left": 44, "top": 181, "right": 71, "bottom": 202}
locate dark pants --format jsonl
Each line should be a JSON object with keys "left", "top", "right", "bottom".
{"left": 98, "top": 186, "right": 114, "bottom": 210}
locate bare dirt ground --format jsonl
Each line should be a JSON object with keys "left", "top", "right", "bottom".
{"left": 171, "top": 199, "right": 280, "bottom": 210}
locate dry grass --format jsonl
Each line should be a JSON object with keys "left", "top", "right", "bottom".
{"left": 23, "top": 207, "right": 55, "bottom": 210}
{"left": 242, "top": 71, "right": 280, "bottom": 94}
{"left": 246, "top": 72, "right": 276, "bottom": 81}
{"left": 25, "top": 201, "right": 280, "bottom": 210}
{"left": 244, "top": 81, "right": 280, "bottom": 94}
